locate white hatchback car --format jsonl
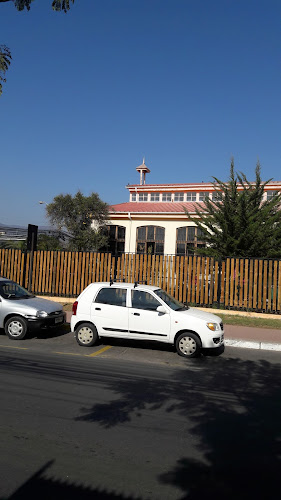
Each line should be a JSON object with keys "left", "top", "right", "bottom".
{"left": 71, "top": 282, "right": 224, "bottom": 358}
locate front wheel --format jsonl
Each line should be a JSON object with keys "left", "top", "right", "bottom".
{"left": 175, "top": 332, "right": 201, "bottom": 358}
{"left": 5, "top": 316, "right": 28, "bottom": 340}
{"left": 75, "top": 322, "right": 98, "bottom": 347}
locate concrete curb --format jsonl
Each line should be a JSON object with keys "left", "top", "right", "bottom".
{"left": 225, "top": 339, "right": 281, "bottom": 351}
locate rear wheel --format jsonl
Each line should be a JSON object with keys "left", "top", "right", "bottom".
{"left": 5, "top": 316, "right": 28, "bottom": 340}
{"left": 175, "top": 332, "right": 201, "bottom": 358}
{"left": 75, "top": 322, "right": 98, "bottom": 347}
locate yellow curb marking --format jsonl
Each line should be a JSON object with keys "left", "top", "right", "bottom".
{"left": 0, "top": 345, "right": 28, "bottom": 350}
{"left": 87, "top": 346, "right": 112, "bottom": 357}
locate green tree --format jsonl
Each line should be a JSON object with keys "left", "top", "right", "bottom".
{"left": 46, "top": 191, "right": 109, "bottom": 251}
{"left": 0, "top": 0, "right": 75, "bottom": 94}
{"left": 36, "top": 234, "right": 64, "bottom": 251}
{"left": 185, "top": 160, "right": 281, "bottom": 259}
{"left": 0, "top": 239, "right": 22, "bottom": 249}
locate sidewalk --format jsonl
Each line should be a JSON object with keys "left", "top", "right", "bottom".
{"left": 64, "top": 310, "right": 281, "bottom": 352}
{"left": 224, "top": 324, "right": 281, "bottom": 351}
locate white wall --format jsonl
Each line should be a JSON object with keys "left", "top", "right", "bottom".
{"left": 109, "top": 218, "right": 197, "bottom": 255}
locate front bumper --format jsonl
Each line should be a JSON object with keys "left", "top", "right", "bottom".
{"left": 27, "top": 312, "right": 66, "bottom": 330}
{"left": 213, "top": 333, "right": 224, "bottom": 345}
{"left": 201, "top": 332, "right": 225, "bottom": 349}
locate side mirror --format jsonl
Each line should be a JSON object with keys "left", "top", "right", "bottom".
{"left": 157, "top": 305, "right": 167, "bottom": 314}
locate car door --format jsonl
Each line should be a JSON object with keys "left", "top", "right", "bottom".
{"left": 128, "top": 289, "right": 171, "bottom": 341}
{"left": 90, "top": 287, "right": 128, "bottom": 338}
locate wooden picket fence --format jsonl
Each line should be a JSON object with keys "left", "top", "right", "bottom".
{"left": 1, "top": 248, "right": 281, "bottom": 313}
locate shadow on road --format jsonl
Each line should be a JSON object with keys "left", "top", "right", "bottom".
{"left": 0, "top": 324, "right": 71, "bottom": 341}
{"left": 74, "top": 355, "right": 281, "bottom": 500}
{"left": 1, "top": 346, "right": 280, "bottom": 499}
{"left": 29, "top": 324, "right": 71, "bottom": 340}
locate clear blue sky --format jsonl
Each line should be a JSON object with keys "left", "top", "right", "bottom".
{"left": 1, "top": 0, "right": 280, "bottom": 227}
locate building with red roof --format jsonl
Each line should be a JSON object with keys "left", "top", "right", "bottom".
{"left": 105, "top": 160, "right": 281, "bottom": 256}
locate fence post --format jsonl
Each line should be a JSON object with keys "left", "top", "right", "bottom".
{"left": 21, "top": 250, "right": 28, "bottom": 288}
{"left": 113, "top": 253, "right": 118, "bottom": 281}
{"left": 217, "top": 260, "right": 222, "bottom": 307}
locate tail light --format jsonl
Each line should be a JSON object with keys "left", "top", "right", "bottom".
{"left": 72, "top": 301, "right": 78, "bottom": 315}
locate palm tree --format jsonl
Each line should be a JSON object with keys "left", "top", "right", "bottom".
{"left": 0, "top": 45, "right": 12, "bottom": 96}
{"left": 0, "top": 1, "right": 74, "bottom": 95}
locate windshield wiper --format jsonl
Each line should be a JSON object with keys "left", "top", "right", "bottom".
{"left": 176, "top": 305, "right": 189, "bottom": 311}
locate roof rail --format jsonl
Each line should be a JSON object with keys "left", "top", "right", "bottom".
{"left": 109, "top": 279, "right": 127, "bottom": 286}
{"left": 134, "top": 280, "right": 147, "bottom": 288}
{"left": 108, "top": 280, "right": 148, "bottom": 287}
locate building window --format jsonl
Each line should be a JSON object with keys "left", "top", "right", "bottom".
{"left": 136, "top": 226, "right": 165, "bottom": 255}
{"left": 212, "top": 191, "right": 223, "bottom": 201}
{"left": 102, "top": 225, "right": 126, "bottom": 255}
{"left": 162, "top": 193, "right": 172, "bottom": 202}
{"left": 131, "top": 193, "right": 137, "bottom": 202}
{"left": 174, "top": 193, "right": 184, "bottom": 202}
{"left": 186, "top": 192, "right": 197, "bottom": 201}
{"left": 139, "top": 193, "right": 148, "bottom": 202}
{"left": 199, "top": 192, "right": 209, "bottom": 201}
{"left": 176, "top": 226, "right": 206, "bottom": 256}
{"left": 266, "top": 191, "right": 277, "bottom": 200}
{"left": 150, "top": 193, "right": 160, "bottom": 202}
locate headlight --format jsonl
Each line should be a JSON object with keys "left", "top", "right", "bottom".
{"left": 36, "top": 310, "right": 48, "bottom": 318}
{"left": 207, "top": 322, "right": 220, "bottom": 331}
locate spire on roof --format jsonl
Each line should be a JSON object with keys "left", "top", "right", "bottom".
{"left": 136, "top": 158, "right": 150, "bottom": 185}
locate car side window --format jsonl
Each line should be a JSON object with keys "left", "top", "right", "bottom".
{"left": 131, "top": 290, "right": 161, "bottom": 311}
{"left": 94, "top": 287, "right": 127, "bottom": 307}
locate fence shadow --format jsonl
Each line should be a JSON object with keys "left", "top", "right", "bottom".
{"left": 5, "top": 460, "right": 145, "bottom": 500}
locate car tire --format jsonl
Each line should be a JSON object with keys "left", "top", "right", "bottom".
{"left": 5, "top": 316, "right": 28, "bottom": 340}
{"left": 75, "top": 322, "right": 98, "bottom": 347}
{"left": 175, "top": 332, "right": 201, "bottom": 358}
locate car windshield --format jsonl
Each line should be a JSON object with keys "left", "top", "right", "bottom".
{"left": 0, "top": 281, "right": 35, "bottom": 300}
{"left": 154, "top": 289, "right": 189, "bottom": 311}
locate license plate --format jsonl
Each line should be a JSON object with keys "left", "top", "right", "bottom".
{"left": 55, "top": 317, "right": 63, "bottom": 324}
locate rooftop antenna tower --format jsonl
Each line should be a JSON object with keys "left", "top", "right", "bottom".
{"left": 136, "top": 158, "right": 150, "bottom": 185}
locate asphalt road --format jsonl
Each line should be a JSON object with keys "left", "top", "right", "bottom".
{"left": 0, "top": 328, "right": 281, "bottom": 500}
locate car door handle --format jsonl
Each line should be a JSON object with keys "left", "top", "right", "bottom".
{"left": 95, "top": 307, "right": 101, "bottom": 310}
{"left": 132, "top": 312, "right": 140, "bottom": 316}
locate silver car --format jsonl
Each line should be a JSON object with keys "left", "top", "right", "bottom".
{"left": 0, "top": 277, "right": 65, "bottom": 340}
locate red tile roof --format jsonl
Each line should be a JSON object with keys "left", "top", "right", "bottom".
{"left": 126, "top": 181, "right": 281, "bottom": 190}
{"left": 110, "top": 202, "right": 201, "bottom": 213}
{"left": 127, "top": 183, "right": 211, "bottom": 188}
